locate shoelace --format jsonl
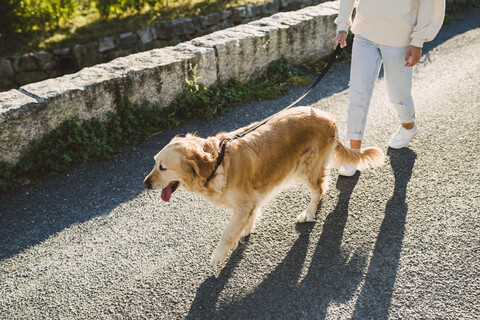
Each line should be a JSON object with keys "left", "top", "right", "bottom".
{"left": 396, "top": 127, "right": 409, "bottom": 137}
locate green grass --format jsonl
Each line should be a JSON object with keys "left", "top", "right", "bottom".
{"left": 446, "top": 0, "right": 480, "bottom": 14}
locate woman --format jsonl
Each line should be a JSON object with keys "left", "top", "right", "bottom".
{"left": 333, "top": 0, "right": 445, "bottom": 176}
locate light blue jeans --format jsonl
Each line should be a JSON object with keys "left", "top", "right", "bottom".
{"left": 347, "top": 35, "right": 416, "bottom": 140}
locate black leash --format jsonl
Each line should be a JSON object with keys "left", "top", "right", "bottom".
{"left": 205, "top": 44, "right": 344, "bottom": 185}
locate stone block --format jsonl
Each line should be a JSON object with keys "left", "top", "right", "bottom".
{"left": 3, "top": 64, "right": 128, "bottom": 164}
{"left": 118, "top": 32, "right": 139, "bottom": 49}
{"left": 170, "top": 43, "right": 217, "bottom": 88}
{"left": 153, "top": 21, "right": 175, "bottom": 40}
{"left": 172, "top": 18, "right": 196, "bottom": 36}
{"left": 34, "top": 51, "right": 56, "bottom": 70}
{"left": 72, "top": 44, "right": 87, "bottom": 58}
{"left": 319, "top": 0, "right": 340, "bottom": 10}
{"left": 281, "top": 10, "right": 335, "bottom": 63}
{"left": 260, "top": 0, "right": 280, "bottom": 16}
{"left": 0, "top": 58, "right": 14, "bottom": 77}
{"left": 98, "top": 37, "right": 115, "bottom": 53}
{"left": 221, "top": 10, "right": 233, "bottom": 20}
{"left": 203, "top": 12, "right": 221, "bottom": 27}
{"left": 80, "top": 43, "right": 104, "bottom": 68}
{"left": 52, "top": 47, "right": 71, "bottom": 56}
{"left": 204, "top": 20, "right": 235, "bottom": 35}
{"left": 71, "top": 44, "right": 90, "bottom": 69}
{"left": 18, "top": 54, "right": 38, "bottom": 71}
{"left": 11, "top": 55, "right": 20, "bottom": 72}
{"left": 231, "top": 4, "right": 261, "bottom": 24}
{"left": 0, "top": 89, "right": 37, "bottom": 110}
{"left": 192, "top": 25, "right": 273, "bottom": 81}
{"left": 138, "top": 26, "right": 154, "bottom": 44}
{"left": 279, "top": 0, "right": 293, "bottom": 9}
{"left": 0, "top": 89, "right": 38, "bottom": 164}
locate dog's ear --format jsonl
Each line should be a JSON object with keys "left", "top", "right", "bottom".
{"left": 185, "top": 146, "right": 215, "bottom": 181}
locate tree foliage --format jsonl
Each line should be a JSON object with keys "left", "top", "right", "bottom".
{"left": 0, "top": 0, "right": 168, "bottom": 42}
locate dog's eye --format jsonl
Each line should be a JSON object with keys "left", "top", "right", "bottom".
{"left": 159, "top": 164, "right": 167, "bottom": 171}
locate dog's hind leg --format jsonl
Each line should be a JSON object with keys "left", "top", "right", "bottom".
{"left": 211, "top": 206, "right": 256, "bottom": 266}
{"left": 296, "top": 166, "right": 330, "bottom": 223}
{"left": 241, "top": 207, "right": 261, "bottom": 237}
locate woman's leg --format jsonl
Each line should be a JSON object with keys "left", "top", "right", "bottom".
{"left": 380, "top": 44, "right": 416, "bottom": 126}
{"left": 381, "top": 44, "right": 418, "bottom": 148}
{"left": 340, "top": 36, "right": 383, "bottom": 176}
{"left": 347, "top": 36, "right": 383, "bottom": 148}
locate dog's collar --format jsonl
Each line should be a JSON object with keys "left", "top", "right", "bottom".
{"left": 205, "top": 139, "right": 228, "bottom": 186}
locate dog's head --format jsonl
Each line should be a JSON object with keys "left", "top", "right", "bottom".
{"left": 143, "top": 135, "right": 218, "bottom": 202}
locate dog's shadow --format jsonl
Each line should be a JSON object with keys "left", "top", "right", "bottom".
{"left": 186, "top": 235, "right": 250, "bottom": 319}
{"left": 187, "top": 173, "right": 364, "bottom": 319}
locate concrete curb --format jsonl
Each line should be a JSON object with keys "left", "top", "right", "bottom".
{"left": 0, "top": 1, "right": 339, "bottom": 165}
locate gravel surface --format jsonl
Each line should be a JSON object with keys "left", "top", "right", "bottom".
{"left": 1, "top": 8, "right": 479, "bottom": 320}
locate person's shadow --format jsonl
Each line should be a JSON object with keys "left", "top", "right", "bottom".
{"left": 187, "top": 148, "right": 416, "bottom": 319}
{"left": 187, "top": 173, "right": 364, "bottom": 319}
{"left": 352, "top": 148, "right": 417, "bottom": 319}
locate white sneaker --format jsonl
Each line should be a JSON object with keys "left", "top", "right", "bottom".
{"left": 387, "top": 125, "right": 419, "bottom": 149}
{"left": 338, "top": 164, "right": 357, "bottom": 177}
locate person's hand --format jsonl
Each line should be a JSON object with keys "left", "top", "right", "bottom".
{"left": 333, "top": 31, "right": 348, "bottom": 50}
{"left": 405, "top": 45, "right": 422, "bottom": 67}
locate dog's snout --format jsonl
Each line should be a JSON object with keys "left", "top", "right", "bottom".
{"left": 143, "top": 178, "right": 151, "bottom": 189}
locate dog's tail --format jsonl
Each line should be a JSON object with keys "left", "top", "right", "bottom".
{"left": 332, "top": 140, "right": 385, "bottom": 171}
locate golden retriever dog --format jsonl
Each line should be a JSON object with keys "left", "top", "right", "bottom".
{"left": 143, "top": 107, "right": 384, "bottom": 266}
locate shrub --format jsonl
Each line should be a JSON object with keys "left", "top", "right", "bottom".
{"left": 0, "top": 1, "right": 18, "bottom": 39}
{"left": 446, "top": 0, "right": 480, "bottom": 14}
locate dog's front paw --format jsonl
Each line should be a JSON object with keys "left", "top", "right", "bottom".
{"left": 210, "top": 245, "right": 229, "bottom": 267}
{"left": 296, "top": 210, "right": 315, "bottom": 223}
{"left": 241, "top": 223, "right": 255, "bottom": 237}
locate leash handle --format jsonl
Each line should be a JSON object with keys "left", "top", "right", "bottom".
{"left": 230, "top": 44, "right": 343, "bottom": 141}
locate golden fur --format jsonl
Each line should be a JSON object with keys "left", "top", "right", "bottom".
{"left": 143, "top": 107, "right": 384, "bottom": 266}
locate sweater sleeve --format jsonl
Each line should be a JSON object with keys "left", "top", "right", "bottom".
{"left": 334, "top": 0, "right": 356, "bottom": 34}
{"left": 410, "top": 0, "right": 445, "bottom": 47}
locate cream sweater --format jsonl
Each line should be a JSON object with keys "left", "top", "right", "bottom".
{"left": 334, "top": 0, "right": 445, "bottom": 47}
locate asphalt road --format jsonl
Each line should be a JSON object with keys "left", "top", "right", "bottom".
{"left": 1, "top": 8, "right": 479, "bottom": 320}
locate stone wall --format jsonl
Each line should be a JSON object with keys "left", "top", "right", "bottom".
{"left": 0, "top": 1, "right": 339, "bottom": 165}
{"left": 0, "top": 0, "right": 330, "bottom": 92}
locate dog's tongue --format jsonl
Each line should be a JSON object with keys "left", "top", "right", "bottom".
{"left": 161, "top": 184, "right": 173, "bottom": 202}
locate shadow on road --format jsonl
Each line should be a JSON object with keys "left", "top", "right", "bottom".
{"left": 0, "top": 133, "right": 175, "bottom": 260}
{"left": 186, "top": 237, "right": 250, "bottom": 319}
{"left": 422, "top": 8, "right": 480, "bottom": 57}
{"left": 187, "top": 174, "right": 366, "bottom": 319}
{"left": 0, "top": 164, "right": 145, "bottom": 260}
{"left": 352, "top": 148, "right": 417, "bottom": 319}
{"left": 187, "top": 147, "right": 417, "bottom": 318}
